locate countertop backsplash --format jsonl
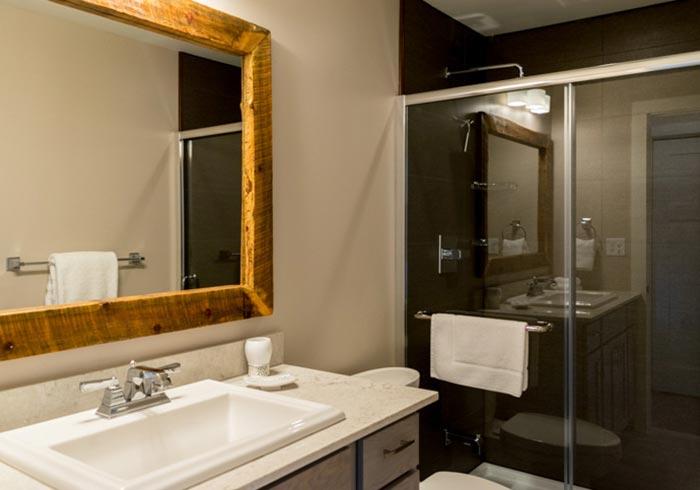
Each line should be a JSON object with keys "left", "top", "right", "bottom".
{"left": 0, "top": 332, "right": 283, "bottom": 431}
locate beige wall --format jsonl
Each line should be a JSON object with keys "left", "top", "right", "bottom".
{"left": 0, "top": 2, "right": 180, "bottom": 310}
{"left": 0, "top": 0, "right": 401, "bottom": 389}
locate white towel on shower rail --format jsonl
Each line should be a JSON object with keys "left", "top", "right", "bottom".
{"left": 44, "top": 251, "right": 118, "bottom": 305}
{"left": 430, "top": 313, "right": 529, "bottom": 397}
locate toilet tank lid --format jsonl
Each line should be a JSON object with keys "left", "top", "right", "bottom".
{"left": 501, "top": 413, "right": 621, "bottom": 448}
{"left": 353, "top": 367, "right": 420, "bottom": 387}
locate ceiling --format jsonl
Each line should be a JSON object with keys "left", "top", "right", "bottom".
{"left": 425, "top": 0, "right": 675, "bottom": 35}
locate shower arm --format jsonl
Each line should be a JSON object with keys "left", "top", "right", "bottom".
{"left": 445, "top": 63, "right": 525, "bottom": 79}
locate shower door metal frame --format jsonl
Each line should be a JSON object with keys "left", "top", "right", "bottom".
{"left": 399, "top": 49, "right": 700, "bottom": 490}
{"left": 179, "top": 122, "right": 243, "bottom": 290}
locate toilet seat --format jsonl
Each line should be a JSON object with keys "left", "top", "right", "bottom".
{"left": 501, "top": 412, "right": 621, "bottom": 448}
{"left": 420, "top": 472, "right": 509, "bottom": 490}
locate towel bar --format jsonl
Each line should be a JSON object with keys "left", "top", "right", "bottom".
{"left": 414, "top": 310, "right": 553, "bottom": 333}
{"left": 6, "top": 253, "right": 145, "bottom": 272}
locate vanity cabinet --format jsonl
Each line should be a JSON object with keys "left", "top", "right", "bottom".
{"left": 358, "top": 414, "right": 419, "bottom": 490}
{"left": 264, "top": 414, "right": 420, "bottom": 490}
{"left": 265, "top": 446, "right": 356, "bottom": 490}
{"left": 581, "top": 302, "right": 637, "bottom": 432}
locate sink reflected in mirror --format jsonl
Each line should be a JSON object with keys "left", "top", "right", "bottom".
{"left": 510, "top": 290, "right": 618, "bottom": 309}
{"left": 0, "top": 380, "right": 344, "bottom": 490}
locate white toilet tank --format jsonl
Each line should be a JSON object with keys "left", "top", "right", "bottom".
{"left": 353, "top": 367, "right": 420, "bottom": 387}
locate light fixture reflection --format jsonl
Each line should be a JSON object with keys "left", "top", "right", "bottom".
{"left": 506, "top": 90, "right": 528, "bottom": 107}
{"left": 505, "top": 88, "right": 550, "bottom": 114}
{"left": 529, "top": 94, "right": 551, "bottom": 114}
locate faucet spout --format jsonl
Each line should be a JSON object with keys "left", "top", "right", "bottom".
{"left": 526, "top": 276, "right": 545, "bottom": 297}
{"left": 124, "top": 361, "right": 181, "bottom": 401}
{"left": 80, "top": 360, "right": 181, "bottom": 419}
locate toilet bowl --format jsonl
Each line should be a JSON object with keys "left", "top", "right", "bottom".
{"left": 353, "top": 367, "right": 420, "bottom": 387}
{"left": 500, "top": 412, "right": 622, "bottom": 483}
{"left": 420, "top": 472, "right": 508, "bottom": 490}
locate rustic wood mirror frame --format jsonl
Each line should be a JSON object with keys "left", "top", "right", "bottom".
{"left": 480, "top": 112, "right": 553, "bottom": 277}
{"left": 0, "top": 0, "right": 272, "bottom": 361}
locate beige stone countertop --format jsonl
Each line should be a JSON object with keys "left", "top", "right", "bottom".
{"left": 0, "top": 364, "right": 438, "bottom": 490}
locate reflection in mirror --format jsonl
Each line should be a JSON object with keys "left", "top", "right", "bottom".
{"left": 479, "top": 112, "right": 553, "bottom": 277}
{"left": 181, "top": 126, "right": 243, "bottom": 289}
{"left": 487, "top": 136, "right": 539, "bottom": 256}
{"left": 0, "top": 0, "right": 242, "bottom": 308}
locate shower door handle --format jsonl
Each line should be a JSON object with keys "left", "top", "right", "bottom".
{"left": 182, "top": 273, "right": 199, "bottom": 290}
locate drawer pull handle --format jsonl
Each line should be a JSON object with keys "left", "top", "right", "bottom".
{"left": 383, "top": 439, "right": 415, "bottom": 457}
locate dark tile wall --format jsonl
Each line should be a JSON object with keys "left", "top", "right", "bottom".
{"left": 406, "top": 100, "right": 486, "bottom": 478}
{"left": 179, "top": 52, "right": 242, "bottom": 131}
{"left": 401, "top": 0, "right": 700, "bottom": 94}
{"left": 400, "top": 0, "right": 488, "bottom": 94}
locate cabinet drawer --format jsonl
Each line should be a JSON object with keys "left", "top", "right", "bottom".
{"left": 586, "top": 321, "right": 602, "bottom": 353}
{"left": 383, "top": 469, "right": 419, "bottom": 490}
{"left": 602, "top": 307, "right": 627, "bottom": 342}
{"left": 360, "top": 414, "right": 419, "bottom": 490}
{"left": 265, "top": 446, "right": 355, "bottom": 490}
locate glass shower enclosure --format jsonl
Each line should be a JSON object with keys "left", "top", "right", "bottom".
{"left": 403, "top": 54, "right": 700, "bottom": 490}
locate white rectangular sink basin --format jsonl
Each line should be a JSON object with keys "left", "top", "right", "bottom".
{"left": 0, "top": 379, "right": 345, "bottom": 490}
{"left": 527, "top": 290, "right": 617, "bottom": 309}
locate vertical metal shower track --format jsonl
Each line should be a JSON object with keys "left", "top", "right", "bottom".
{"left": 563, "top": 83, "right": 577, "bottom": 489}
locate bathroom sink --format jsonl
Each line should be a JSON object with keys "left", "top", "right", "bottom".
{"left": 0, "top": 379, "right": 345, "bottom": 490}
{"left": 527, "top": 290, "right": 617, "bottom": 309}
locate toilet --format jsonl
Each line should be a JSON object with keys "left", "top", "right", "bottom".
{"left": 500, "top": 412, "right": 622, "bottom": 484}
{"left": 353, "top": 368, "right": 509, "bottom": 490}
{"left": 353, "top": 367, "right": 420, "bottom": 387}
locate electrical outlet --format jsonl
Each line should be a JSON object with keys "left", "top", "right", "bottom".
{"left": 606, "top": 238, "right": 626, "bottom": 256}
{"left": 488, "top": 238, "right": 500, "bottom": 255}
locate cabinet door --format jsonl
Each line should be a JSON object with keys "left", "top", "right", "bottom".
{"left": 586, "top": 348, "right": 604, "bottom": 425}
{"left": 603, "top": 334, "right": 629, "bottom": 431}
{"left": 265, "top": 446, "right": 355, "bottom": 490}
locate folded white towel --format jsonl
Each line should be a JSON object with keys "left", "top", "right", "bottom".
{"left": 576, "top": 238, "right": 596, "bottom": 271}
{"left": 430, "top": 313, "right": 529, "bottom": 397}
{"left": 501, "top": 237, "right": 530, "bottom": 256}
{"left": 45, "top": 251, "right": 118, "bottom": 305}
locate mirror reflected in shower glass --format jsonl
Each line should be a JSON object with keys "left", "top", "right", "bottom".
{"left": 0, "top": 0, "right": 243, "bottom": 309}
{"left": 487, "top": 135, "right": 539, "bottom": 255}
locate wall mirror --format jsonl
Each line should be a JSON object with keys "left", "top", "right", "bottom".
{"left": 0, "top": 0, "right": 272, "bottom": 361}
{"left": 479, "top": 112, "right": 552, "bottom": 277}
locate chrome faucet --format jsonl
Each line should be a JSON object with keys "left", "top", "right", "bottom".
{"left": 80, "top": 360, "right": 181, "bottom": 419}
{"left": 526, "top": 276, "right": 545, "bottom": 297}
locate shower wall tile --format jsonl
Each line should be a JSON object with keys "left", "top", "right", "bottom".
{"left": 600, "top": 255, "right": 631, "bottom": 290}
{"left": 576, "top": 120, "right": 603, "bottom": 182}
{"left": 601, "top": 116, "right": 632, "bottom": 183}
{"left": 575, "top": 83, "right": 603, "bottom": 121}
{"left": 406, "top": 176, "right": 467, "bottom": 245}
{"left": 576, "top": 180, "right": 603, "bottom": 226}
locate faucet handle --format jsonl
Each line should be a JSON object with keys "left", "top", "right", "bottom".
{"left": 131, "top": 361, "right": 181, "bottom": 374}
{"left": 79, "top": 376, "right": 120, "bottom": 394}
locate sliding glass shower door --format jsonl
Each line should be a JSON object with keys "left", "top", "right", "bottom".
{"left": 404, "top": 63, "right": 700, "bottom": 490}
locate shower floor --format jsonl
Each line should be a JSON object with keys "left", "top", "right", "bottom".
{"left": 471, "top": 462, "right": 590, "bottom": 490}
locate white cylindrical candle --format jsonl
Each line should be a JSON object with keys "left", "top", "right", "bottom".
{"left": 244, "top": 337, "right": 272, "bottom": 376}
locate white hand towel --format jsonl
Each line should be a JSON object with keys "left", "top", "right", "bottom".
{"left": 576, "top": 238, "right": 596, "bottom": 271}
{"left": 502, "top": 237, "right": 530, "bottom": 256}
{"left": 430, "top": 313, "right": 529, "bottom": 397}
{"left": 45, "top": 251, "right": 118, "bottom": 305}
